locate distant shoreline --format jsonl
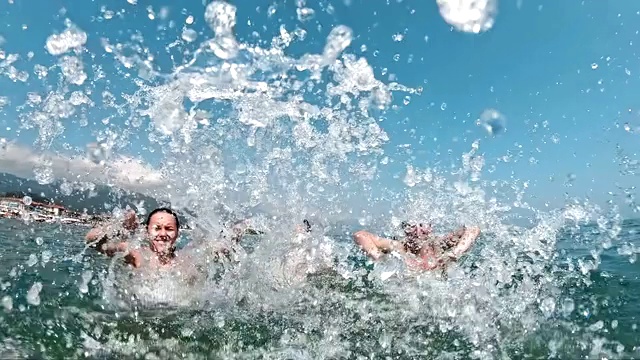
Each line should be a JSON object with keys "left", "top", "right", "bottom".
{"left": 0, "top": 196, "right": 108, "bottom": 227}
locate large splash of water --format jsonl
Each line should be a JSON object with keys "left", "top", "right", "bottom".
{"left": 0, "top": 0, "right": 635, "bottom": 358}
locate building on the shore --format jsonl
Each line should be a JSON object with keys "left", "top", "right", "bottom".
{"left": 0, "top": 197, "right": 66, "bottom": 217}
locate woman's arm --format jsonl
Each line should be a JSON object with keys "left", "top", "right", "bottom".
{"left": 442, "top": 226, "right": 481, "bottom": 261}
{"left": 353, "top": 230, "right": 405, "bottom": 260}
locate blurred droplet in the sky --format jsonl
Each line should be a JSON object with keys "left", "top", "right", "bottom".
{"left": 591, "top": 63, "right": 599, "bottom": 70}
{"left": 87, "top": 142, "right": 110, "bottom": 165}
{"left": 436, "top": 0, "right": 498, "bottom": 34}
{"left": 45, "top": 24, "right": 87, "bottom": 56}
{"left": 182, "top": 28, "right": 198, "bottom": 42}
{"left": 33, "top": 163, "right": 54, "bottom": 185}
{"left": 297, "top": 7, "right": 315, "bottom": 22}
{"left": 478, "top": 108, "right": 506, "bottom": 135}
{"left": 323, "top": 25, "right": 353, "bottom": 60}
{"left": 205, "top": 1, "right": 239, "bottom": 59}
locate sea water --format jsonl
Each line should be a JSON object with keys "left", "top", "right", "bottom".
{"left": 1, "top": 217, "right": 639, "bottom": 359}
{"left": 0, "top": 0, "right": 639, "bottom": 359}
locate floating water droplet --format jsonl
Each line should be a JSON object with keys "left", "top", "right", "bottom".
{"left": 392, "top": 33, "right": 404, "bottom": 42}
{"left": 297, "top": 7, "right": 315, "bottom": 22}
{"left": 41, "top": 250, "right": 52, "bottom": 264}
{"left": 478, "top": 108, "right": 506, "bottom": 135}
{"left": 35, "top": 237, "right": 43, "bottom": 246}
{"left": 205, "top": 1, "right": 236, "bottom": 35}
{"left": 87, "top": 142, "right": 110, "bottom": 165}
{"left": 45, "top": 25, "right": 87, "bottom": 56}
{"left": 1, "top": 296, "right": 12, "bottom": 312}
{"left": 0, "top": 96, "right": 10, "bottom": 109}
{"left": 79, "top": 270, "right": 93, "bottom": 294}
{"left": 59, "top": 55, "right": 87, "bottom": 85}
{"left": 186, "top": 15, "right": 194, "bottom": 24}
{"left": 440, "top": 102, "right": 447, "bottom": 110}
{"left": 436, "top": 0, "right": 498, "bottom": 34}
{"left": 26, "top": 254, "right": 38, "bottom": 267}
{"left": 403, "top": 165, "right": 418, "bottom": 187}
{"left": 22, "top": 196, "right": 32, "bottom": 206}
{"left": 182, "top": 28, "right": 198, "bottom": 42}
{"left": 323, "top": 25, "right": 352, "bottom": 60}
{"left": 34, "top": 164, "right": 54, "bottom": 185}
{"left": 591, "top": 63, "right": 598, "bottom": 70}
{"left": 539, "top": 297, "right": 556, "bottom": 317}
{"left": 204, "top": 1, "right": 238, "bottom": 59}
{"left": 26, "top": 282, "right": 42, "bottom": 306}
{"left": 560, "top": 297, "right": 575, "bottom": 317}
{"left": 588, "top": 320, "right": 604, "bottom": 332}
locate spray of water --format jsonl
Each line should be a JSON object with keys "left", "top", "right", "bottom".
{"left": 0, "top": 1, "right": 634, "bottom": 359}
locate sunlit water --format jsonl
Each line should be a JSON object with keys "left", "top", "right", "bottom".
{"left": 1, "top": 0, "right": 639, "bottom": 359}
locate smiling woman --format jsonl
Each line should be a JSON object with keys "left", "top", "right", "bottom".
{"left": 84, "top": 207, "right": 183, "bottom": 268}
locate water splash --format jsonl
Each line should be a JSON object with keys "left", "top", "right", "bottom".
{"left": 0, "top": 0, "right": 631, "bottom": 359}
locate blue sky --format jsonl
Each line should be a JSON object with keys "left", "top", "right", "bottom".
{"left": 1, "top": 0, "right": 640, "bottom": 217}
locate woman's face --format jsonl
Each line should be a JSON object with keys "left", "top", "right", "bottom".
{"left": 147, "top": 211, "right": 179, "bottom": 254}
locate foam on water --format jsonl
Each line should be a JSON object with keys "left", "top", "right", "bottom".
{"left": 0, "top": 1, "right": 634, "bottom": 358}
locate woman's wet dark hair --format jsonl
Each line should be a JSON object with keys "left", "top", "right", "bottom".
{"left": 145, "top": 207, "right": 180, "bottom": 229}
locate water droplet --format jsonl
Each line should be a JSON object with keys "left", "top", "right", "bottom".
{"left": 1, "top": 296, "right": 12, "bottom": 312}
{"left": 204, "top": 1, "right": 239, "bottom": 59}
{"left": 392, "top": 33, "right": 404, "bottom": 42}
{"left": 560, "top": 297, "right": 575, "bottom": 317}
{"left": 186, "top": 15, "right": 194, "bottom": 24}
{"left": 26, "top": 254, "right": 38, "bottom": 267}
{"left": 87, "top": 142, "right": 110, "bottom": 165}
{"left": 440, "top": 102, "right": 447, "bottom": 110}
{"left": 22, "top": 196, "right": 32, "bottom": 206}
{"left": 539, "top": 297, "right": 556, "bottom": 317}
{"left": 591, "top": 63, "right": 598, "bottom": 70}
{"left": 437, "top": 0, "right": 497, "bottom": 34}
{"left": 34, "top": 164, "right": 54, "bottom": 185}
{"left": 403, "top": 96, "right": 411, "bottom": 105}
{"left": 477, "top": 108, "right": 506, "bottom": 135}
{"left": 182, "top": 28, "right": 198, "bottom": 42}
{"left": 323, "top": 25, "right": 353, "bottom": 60}
{"left": 41, "top": 250, "right": 52, "bottom": 264}
{"left": 26, "top": 282, "right": 42, "bottom": 306}
{"left": 45, "top": 25, "right": 87, "bottom": 56}
{"left": 35, "top": 237, "right": 43, "bottom": 246}
{"left": 296, "top": 7, "right": 315, "bottom": 22}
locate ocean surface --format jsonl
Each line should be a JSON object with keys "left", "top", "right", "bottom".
{"left": 0, "top": 217, "right": 639, "bottom": 359}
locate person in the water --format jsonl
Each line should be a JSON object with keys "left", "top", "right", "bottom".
{"left": 353, "top": 222, "right": 480, "bottom": 271}
{"left": 85, "top": 207, "right": 181, "bottom": 268}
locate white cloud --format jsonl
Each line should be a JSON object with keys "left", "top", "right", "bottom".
{"left": 0, "top": 142, "right": 167, "bottom": 196}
